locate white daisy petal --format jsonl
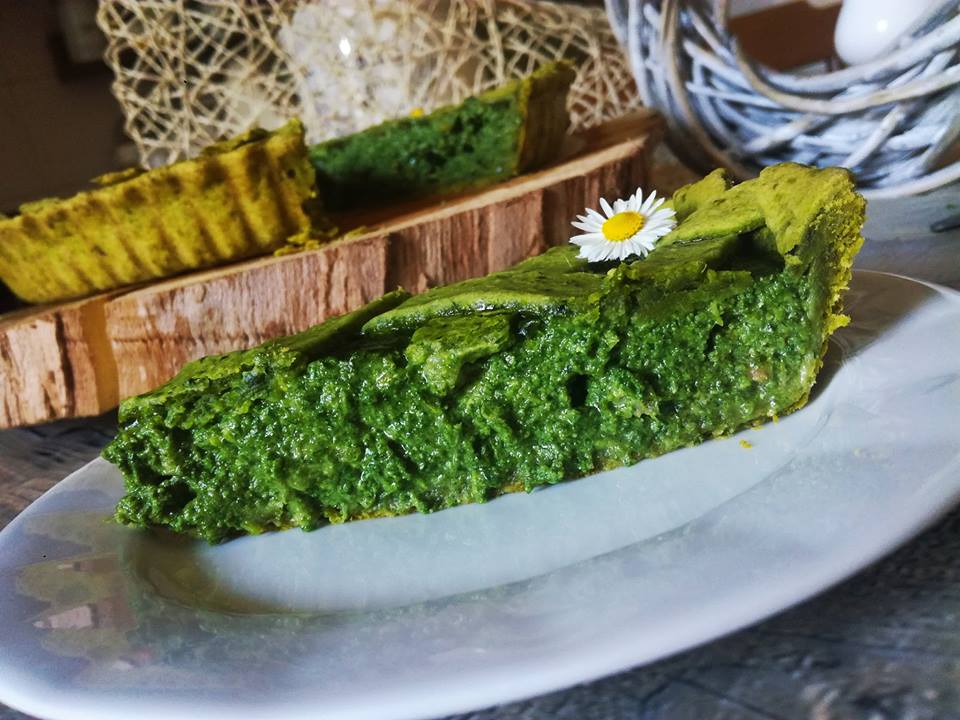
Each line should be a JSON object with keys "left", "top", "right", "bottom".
{"left": 599, "top": 197, "right": 614, "bottom": 218}
{"left": 639, "top": 193, "right": 657, "bottom": 216}
{"left": 578, "top": 244, "right": 600, "bottom": 262}
{"left": 645, "top": 216, "right": 673, "bottom": 231}
{"left": 570, "top": 232, "right": 604, "bottom": 243}
{"left": 578, "top": 243, "right": 606, "bottom": 254}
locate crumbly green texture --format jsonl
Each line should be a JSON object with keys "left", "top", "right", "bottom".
{"left": 104, "top": 163, "right": 865, "bottom": 543}
{"left": 308, "top": 62, "right": 575, "bottom": 211}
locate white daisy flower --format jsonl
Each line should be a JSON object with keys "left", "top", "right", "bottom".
{"left": 569, "top": 188, "right": 677, "bottom": 262}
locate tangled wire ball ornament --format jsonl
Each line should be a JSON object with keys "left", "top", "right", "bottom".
{"left": 605, "top": 0, "right": 960, "bottom": 198}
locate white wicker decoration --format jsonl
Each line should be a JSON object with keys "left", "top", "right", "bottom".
{"left": 96, "top": 0, "right": 640, "bottom": 168}
{"left": 605, "top": 0, "right": 960, "bottom": 198}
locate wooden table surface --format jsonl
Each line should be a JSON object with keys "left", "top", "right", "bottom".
{"left": 1, "top": 187, "right": 959, "bottom": 720}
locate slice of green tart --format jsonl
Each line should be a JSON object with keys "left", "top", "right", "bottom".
{"left": 0, "top": 120, "right": 315, "bottom": 304}
{"left": 104, "top": 163, "right": 865, "bottom": 543}
{"left": 307, "top": 61, "right": 576, "bottom": 212}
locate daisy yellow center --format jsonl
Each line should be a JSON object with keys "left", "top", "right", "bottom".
{"left": 601, "top": 211, "right": 646, "bottom": 242}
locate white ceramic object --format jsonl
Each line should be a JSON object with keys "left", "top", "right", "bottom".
{"left": 834, "top": 0, "right": 943, "bottom": 65}
{"left": 1, "top": 270, "right": 959, "bottom": 720}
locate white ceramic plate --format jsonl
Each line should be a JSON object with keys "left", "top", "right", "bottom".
{"left": 1, "top": 270, "right": 959, "bottom": 720}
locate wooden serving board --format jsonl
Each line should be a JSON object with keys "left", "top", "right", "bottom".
{"left": 0, "top": 110, "right": 663, "bottom": 429}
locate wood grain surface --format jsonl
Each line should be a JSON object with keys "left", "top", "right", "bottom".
{"left": 0, "top": 295, "right": 118, "bottom": 427}
{"left": 104, "top": 234, "right": 391, "bottom": 399}
{"left": 0, "top": 111, "right": 662, "bottom": 428}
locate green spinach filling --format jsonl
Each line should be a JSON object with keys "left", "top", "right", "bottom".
{"left": 104, "top": 164, "right": 864, "bottom": 542}
{"left": 308, "top": 62, "right": 575, "bottom": 211}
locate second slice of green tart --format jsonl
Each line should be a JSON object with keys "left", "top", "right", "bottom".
{"left": 104, "top": 163, "right": 865, "bottom": 543}
{"left": 307, "top": 61, "right": 576, "bottom": 212}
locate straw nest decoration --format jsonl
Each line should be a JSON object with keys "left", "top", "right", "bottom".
{"left": 96, "top": 0, "right": 641, "bottom": 168}
{"left": 605, "top": 0, "right": 960, "bottom": 198}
